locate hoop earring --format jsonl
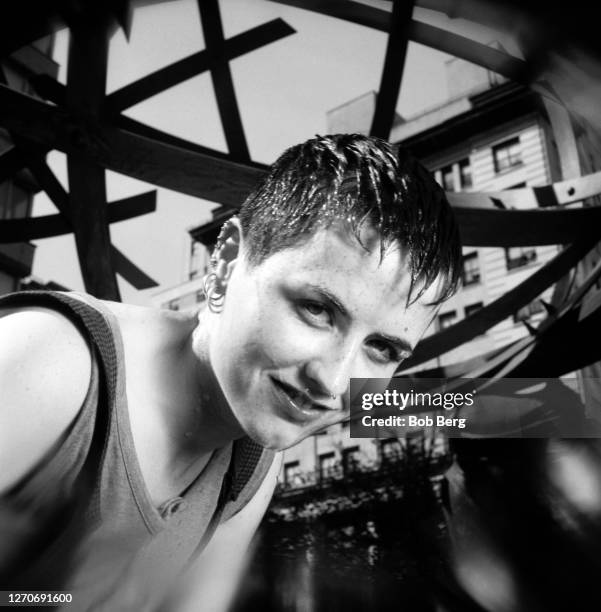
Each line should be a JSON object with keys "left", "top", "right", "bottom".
{"left": 203, "top": 273, "right": 225, "bottom": 314}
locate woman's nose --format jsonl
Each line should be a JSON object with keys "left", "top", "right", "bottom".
{"left": 303, "top": 340, "right": 360, "bottom": 400}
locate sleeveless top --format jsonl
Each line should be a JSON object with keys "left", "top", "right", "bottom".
{"left": 0, "top": 291, "right": 276, "bottom": 611}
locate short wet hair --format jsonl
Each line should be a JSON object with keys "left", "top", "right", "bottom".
{"left": 237, "top": 134, "right": 462, "bottom": 305}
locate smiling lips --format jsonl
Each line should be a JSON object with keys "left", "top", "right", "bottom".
{"left": 270, "top": 377, "right": 337, "bottom": 422}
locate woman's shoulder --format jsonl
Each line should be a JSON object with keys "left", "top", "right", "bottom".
{"left": 0, "top": 304, "right": 93, "bottom": 389}
{"left": 98, "top": 299, "right": 197, "bottom": 336}
{"left": 0, "top": 306, "right": 93, "bottom": 493}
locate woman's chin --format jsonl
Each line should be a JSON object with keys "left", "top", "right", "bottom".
{"left": 242, "top": 419, "right": 307, "bottom": 451}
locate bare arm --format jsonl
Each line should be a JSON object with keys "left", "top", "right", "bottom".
{"left": 167, "top": 453, "right": 283, "bottom": 612}
{"left": 0, "top": 308, "right": 92, "bottom": 494}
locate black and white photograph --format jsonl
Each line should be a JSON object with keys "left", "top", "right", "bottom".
{"left": 2, "top": 1, "right": 601, "bottom": 610}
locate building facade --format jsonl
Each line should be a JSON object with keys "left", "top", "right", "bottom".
{"left": 389, "top": 82, "right": 562, "bottom": 369}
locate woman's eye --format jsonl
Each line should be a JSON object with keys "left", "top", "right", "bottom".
{"left": 368, "top": 341, "right": 400, "bottom": 364}
{"left": 300, "top": 301, "right": 332, "bottom": 323}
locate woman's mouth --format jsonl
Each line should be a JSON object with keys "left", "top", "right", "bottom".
{"left": 269, "top": 376, "right": 334, "bottom": 423}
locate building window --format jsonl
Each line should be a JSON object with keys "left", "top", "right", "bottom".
{"left": 462, "top": 252, "right": 480, "bottom": 286}
{"left": 380, "top": 439, "right": 402, "bottom": 464}
{"left": 189, "top": 240, "right": 208, "bottom": 280}
{"left": 459, "top": 158, "right": 472, "bottom": 189}
{"left": 283, "top": 460, "right": 302, "bottom": 487}
{"left": 505, "top": 247, "right": 537, "bottom": 270}
{"left": 493, "top": 137, "right": 522, "bottom": 173}
{"left": 441, "top": 165, "right": 454, "bottom": 191}
{"left": 514, "top": 300, "right": 544, "bottom": 322}
{"left": 437, "top": 158, "right": 471, "bottom": 192}
{"left": 319, "top": 452, "right": 337, "bottom": 481}
{"left": 342, "top": 446, "right": 360, "bottom": 474}
{"left": 438, "top": 310, "right": 457, "bottom": 330}
{"left": 465, "top": 302, "right": 483, "bottom": 318}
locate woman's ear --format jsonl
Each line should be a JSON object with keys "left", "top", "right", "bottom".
{"left": 212, "top": 217, "right": 242, "bottom": 288}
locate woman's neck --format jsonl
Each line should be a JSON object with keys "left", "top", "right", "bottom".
{"left": 174, "top": 308, "right": 245, "bottom": 454}
{"left": 118, "top": 303, "right": 244, "bottom": 462}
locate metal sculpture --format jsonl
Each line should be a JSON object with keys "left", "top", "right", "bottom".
{"left": 0, "top": 0, "right": 600, "bottom": 375}
{"left": 0, "top": 0, "right": 291, "bottom": 298}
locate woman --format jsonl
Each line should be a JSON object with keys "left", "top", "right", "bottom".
{"left": 0, "top": 134, "right": 461, "bottom": 610}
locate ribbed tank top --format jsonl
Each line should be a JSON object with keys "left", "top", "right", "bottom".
{"left": 0, "top": 291, "right": 275, "bottom": 611}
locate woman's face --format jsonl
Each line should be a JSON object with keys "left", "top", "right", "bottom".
{"left": 208, "top": 222, "right": 441, "bottom": 450}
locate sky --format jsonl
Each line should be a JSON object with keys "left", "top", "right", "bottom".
{"left": 30, "top": 0, "right": 511, "bottom": 305}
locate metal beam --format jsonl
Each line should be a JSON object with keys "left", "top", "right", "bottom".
{"left": 5, "top": 84, "right": 601, "bottom": 245}
{"left": 19, "top": 146, "right": 157, "bottom": 290}
{"left": 198, "top": 0, "right": 249, "bottom": 160}
{"left": 116, "top": 114, "right": 267, "bottom": 171}
{"left": 110, "top": 247, "right": 157, "bottom": 290}
{"left": 24, "top": 78, "right": 267, "bottom": 171}
{"left": 401, "top": 234, "right": 600, "bottom": 369}
{"left": 396, "top": 341, "right": 521, "bottom": 379}
{"left": 409, "top": 19, "right": 532, "bottom": 83}
{"left": 104, "top": 18, "right": 294, "bottom": 114}
{"left": 0, "top": 191, "right": 157, "bottom": 242}
{"left": 269, "top": 0, "right": 531, "bottom": 83}
{"left": 30, "top": 73, "right": 66, "bottom": 106}
{"left": 0, "top": 147, "right": 25, "bottom": 183}
{"left": 370, "top": 0, "right": 415, "bottom": 139}
{"left": 189, "top": 197, "right": 601, "bottom": 247}
{"left": 65, "top": 17, "right": 121, "bottom": 300}
{"left": 0, "top": 191, "right": 156, "bottom": 244}
{"left": 487, "top": 258, "right": 601, "bottom": 379}
{"left": 446, "top": 170, "right": 601, "bottom": 209}
{"left": 455, "top": 205, "right": 601, "bottom": 247}
{"left": 496, "top": 299, "right": 601, "bottom": 379}
{"left": 0, "top": 84, "right": 264, "bottom": 207}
